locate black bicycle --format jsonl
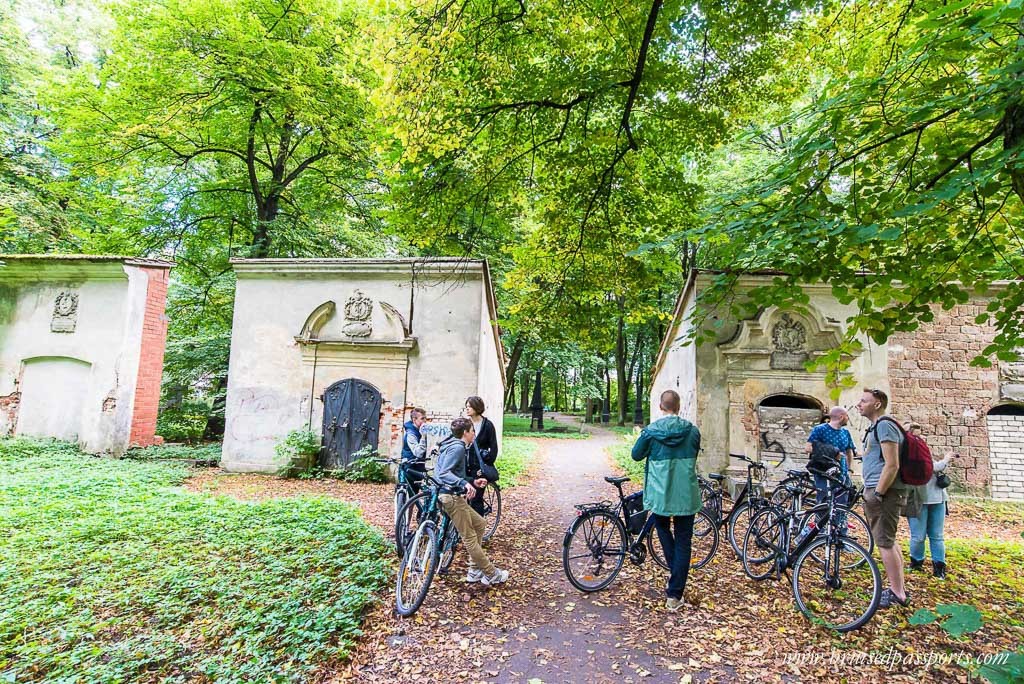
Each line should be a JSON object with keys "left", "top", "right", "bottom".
{"left": 741, "top": 468, "right": 881, "bottom": 632}
{"left": 699, "top": 453, "right": 775, "bottom": 559}
{"left": 562, "top": 476, "right": 719, "bottom": 593}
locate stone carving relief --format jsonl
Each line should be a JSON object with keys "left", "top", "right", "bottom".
{"left": 51, "top": 291, "right": 79, "bottom": 333}
{"left": 770, "top": 314, "right": 808, "bottom": 370}
{"left": 342, "top": 290, "right": 373, "bottom": 337}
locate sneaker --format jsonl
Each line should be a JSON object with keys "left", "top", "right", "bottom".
{"left": 481, "top": 568, "right": 509, "bottom": 586}
{"left": 879, "top": 588, "right": 911, "bottom": 609}
{"left": 465, "top": 568, "right": 484, "bottom": 583}
{"left": 909, "top": 558, "right": 925, "bottom": 572}
{"left": 665, "top": 597, "right": 682, "bottom": 612}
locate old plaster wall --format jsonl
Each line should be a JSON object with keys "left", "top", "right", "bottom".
{"left": 0, "top": 259, "right": 170, "bottom": 454}
{"left": 222, "top": 260, "right": 504, "bottom": 472}
{"left": 649, "top": 274, "right": 698, "bottom": 425}
{"left": 476, "top": 280, "right": 505, "bottom": 447}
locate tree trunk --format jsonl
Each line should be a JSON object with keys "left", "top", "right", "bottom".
{"left": 585, "top": 397, "right": 594, "bottom": 423}
{"left": 520, "top": 371, "right": 529, "bottom": 414}
{"left": 504, "top": 337, "right": 524, "bottom": 406}
{"left": 615, "top": 307, "right": 627, "bottom": 426}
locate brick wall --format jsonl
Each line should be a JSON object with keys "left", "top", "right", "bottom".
{"left": 987, "top": 414, "right": 1024, "bottom": 501}
{"left": 887, "top": 301, "right": 1000, "bottom": 494}
{"left": 129, "top": 267, "right": 170, "bottom": 447}
{"left": 757, "top": 405, "right": 823, "bottom": 472}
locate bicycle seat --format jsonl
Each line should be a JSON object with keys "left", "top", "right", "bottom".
{"left": 786, "top": 469, "right": 806, "bottom": 477}
{"left": 707, "top": 473, "right": 726, "bottom": 481}
{"left": 604, "top": 476, "right": 630, "bottom": 485}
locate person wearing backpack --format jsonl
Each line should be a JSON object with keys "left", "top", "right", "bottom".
{"left": 857, "top": 388, "right": 911, "bottom": 609}
{"left": 904, "top": 423, "right": 958, "bottom": 580}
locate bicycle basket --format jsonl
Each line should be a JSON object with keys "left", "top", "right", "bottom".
{"left": 622, "top": 491, "right": 647, "bottom": 534}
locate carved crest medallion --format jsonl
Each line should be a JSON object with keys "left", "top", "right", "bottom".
{"left": 770, "top": 314, "right": 808, "bottom": 370}
{"left": 342, "top": 290, "right": 373, "bottom": 337}
{"left": 51, "top": 291, "right": 79, "bottom": 333}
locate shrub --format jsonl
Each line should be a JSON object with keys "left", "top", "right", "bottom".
{"left": 275, "top": 429, "right": 321, "bottom": 477}
{"left": 156, "top": 400, "right": 210, "bottom": 443}
{"left": 335, "top": 446, "right": 390, "bottom": 483}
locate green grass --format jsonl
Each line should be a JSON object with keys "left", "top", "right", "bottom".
{"left": 0, "top": 438, "right": 389, "bottom": 683}
{"left": 495, "top": 437, "right": 539, "bottom": 487}
{"left": 502, "top": 415, "right": 589, "bottom": 439}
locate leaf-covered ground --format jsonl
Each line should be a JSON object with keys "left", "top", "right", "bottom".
{"left": 330, "top": 417, "right": 1023, "bottom": 684}
{"left": 0, "top": 438, "right": 389, "bottom": 683}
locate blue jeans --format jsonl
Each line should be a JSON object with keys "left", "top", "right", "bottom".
{"left": 653, "top": 514, "right": 695, "bottom": 600}
{"left": 908, "top": 502, "right": 946, "bottom": 563}
{"left": 813, "top": 463, "right": 850, "bottom": 533}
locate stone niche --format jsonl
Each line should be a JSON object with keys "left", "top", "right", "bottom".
{"left": 221, "top": 258, "right": 506, "bottom": 473}
{"left": 0, "top": 255, "right": 173, "bottom": 454}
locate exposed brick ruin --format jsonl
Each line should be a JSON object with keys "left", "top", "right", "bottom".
{"left": 0, "top": 391, "right": 19, "bottom": 436}
{"left": 887, "top": 301, "right": 1006, "bottom": 495}
{"left": 129, "top": 267, "right": 170, "bottom": 447}
{"left": 988, "top": 414, "right": 1024, "bottom": 500}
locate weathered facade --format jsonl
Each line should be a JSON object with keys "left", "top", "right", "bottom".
{"left": 221, "top": 258, "right": 505, "bottom": 473}
{"left": 0, "top": 255, "right": 172, "bottom": 454}
{"left": 651, "top": 270, "right": 1024, "bottom": 500}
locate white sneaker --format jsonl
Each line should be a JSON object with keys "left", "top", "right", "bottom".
{"left": 465, "top": 568, "right": 484, "bottom": 583}
{"left": 481, "top": 568, "right": 509, "bottom": 586}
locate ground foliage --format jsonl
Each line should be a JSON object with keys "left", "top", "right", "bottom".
{"left": 0, "top": 438, "right": 389, "bottom": 683}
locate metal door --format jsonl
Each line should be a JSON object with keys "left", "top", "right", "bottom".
{"left": 320, "top": 378, "right": 382, "bottom": 469}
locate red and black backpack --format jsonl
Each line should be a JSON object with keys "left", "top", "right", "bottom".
{"left": 873, "top": 416, "right": 934, "bottom": 486}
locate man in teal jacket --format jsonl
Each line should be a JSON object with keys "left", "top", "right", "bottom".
{"left": 631, "top": 389, "right": 701, "bottom": 611}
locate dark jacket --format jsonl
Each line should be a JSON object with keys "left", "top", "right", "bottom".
{"left": 435, "top": 435, "right": 471, "bottom": 493}
{"left": 401, "top": 420, "right": 423, "bottom": 461}
{"left": 631, "top": 415, "right": 701, "bottom": 517}
{"left": 473, "top": 416, "right": 498, "bottom": 466}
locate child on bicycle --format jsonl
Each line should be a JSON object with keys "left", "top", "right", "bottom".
{"left": 402, "top": 408, "right": 428, "bottom": 494}
{"left": 435, "top": 418, "right": 509, "bottom": 586}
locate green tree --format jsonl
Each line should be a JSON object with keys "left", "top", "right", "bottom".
{"left": 691, "top": 0, "right": 1024, "bottom": 376}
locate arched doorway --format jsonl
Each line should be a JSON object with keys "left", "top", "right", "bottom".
{"left": 15, "top": 356, "right": 92, "bottom": 441}
{"left": 987, "top": 403, "right": 1024, "bottom": 501}
{"left": 756, "top": 393, "right": 824, "bottom": 469}
{"left": 320, "top": 378, "right": 382, "bottom": 469}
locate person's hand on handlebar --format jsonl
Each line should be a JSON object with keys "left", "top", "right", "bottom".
{"left": 464, "top": 482, "right": 476, "bottom": 499}
{"left": 473, "top": 477, "right": 488, "bottom": 489}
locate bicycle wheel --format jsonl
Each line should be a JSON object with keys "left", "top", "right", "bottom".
{"left": 742, "top": 507, "right": 785, "bottom": 581}
{"left": 792, "top": 536, "right": 881, "bottom": 632}
{"left": 481, "top": 483, "right": 502, "bottom": 542}
{"left": 770, "top": 478, "right": 816, "bottom": 511}
{"left": 438, "top": 522, "right": 461, "bottom": 574}
{"left": 727, "top": 501, "right": 753, "bottom": 558}
{"left": 562, "top": 509, "right": 627, "bottom": 592}
{"left": 396, "top": 521, "right": 439, "bottom": 617}
{"left": 395, "top": 491, "right": 430, "bottom": 558}
{"left": 394, "top": 485, "right": 410, "bottom": 529}
{"left": 801, "top": 505, "right": 874, "bottom": 569}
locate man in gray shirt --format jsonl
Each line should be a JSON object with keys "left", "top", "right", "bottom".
{"left": 857, "top": 388, "right": 910, "bottom": 609}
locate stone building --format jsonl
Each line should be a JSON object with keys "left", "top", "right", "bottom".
{"left": 0, "top": 255, "right": 173, "bottom": 454}
{"left": 221, "top": 258, "right": 505, "bottom": 473}
{"left": 650, "top": 270, "right": 1024, "bottom": 500}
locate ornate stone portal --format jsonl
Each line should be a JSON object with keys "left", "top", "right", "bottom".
{"left": 50, "top": 291, "right": 79, "bottom": 333}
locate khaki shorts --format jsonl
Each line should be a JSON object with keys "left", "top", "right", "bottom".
{"left": 862, "top": 487, "right": 907, "bottom": 549}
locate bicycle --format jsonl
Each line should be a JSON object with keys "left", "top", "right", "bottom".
{"left": 770, "top": 469, "right": 817, "bottom": 510}
{"left": 699, "top": 453, "right": 775, "bottom": 559}
{"left": 562, "top": 475, "right": 719, "bottom": 593}
{"left": 375, "top": 456, "right": 428, "bottom": 540}
{"left": 741, "top": 467, "right": 882, "bottom": 632}
{"left": 395, "top": 474, "right": 465, "bottom": 617}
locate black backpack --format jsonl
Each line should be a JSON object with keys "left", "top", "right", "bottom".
{"left": 806, "top": 440, "right": 841, "bottom": 474}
